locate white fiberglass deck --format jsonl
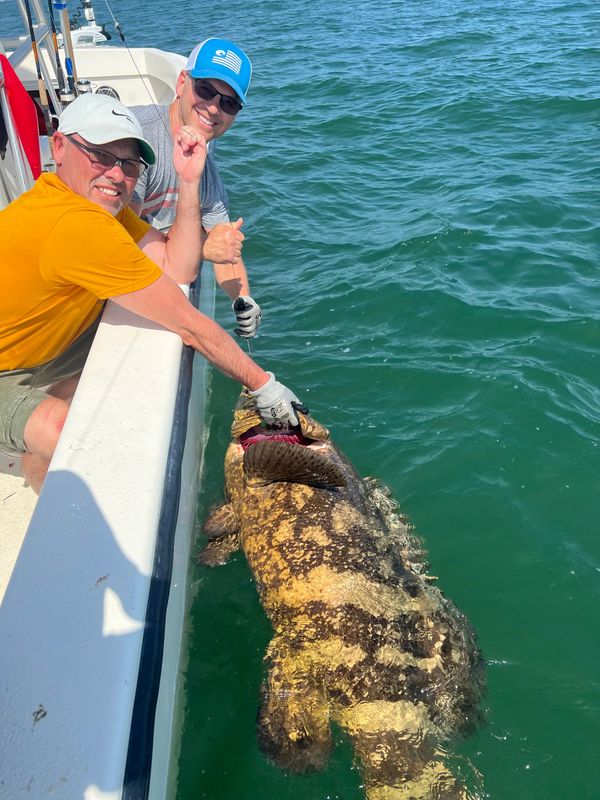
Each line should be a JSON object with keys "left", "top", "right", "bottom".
{"left": 0, "top": 470, "right": 36, "bottom": 603}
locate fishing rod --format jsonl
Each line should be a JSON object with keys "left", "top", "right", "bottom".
{"left": 80, "top": 0, "right": 98, "bottom": 27}
{"left": 53, "top": 0, "right": 78, "bottom": 96}
{"left": 21, "top": 0, "right": 54, "bottom": 136}
{"left": 98, "top": 0, "right": 171, "bottom": 137}
{"left": 100, "top": 0, "right": 125, "bottom": 42}
{"left": 45, "top": 0, "right": 72, "bottom": 102}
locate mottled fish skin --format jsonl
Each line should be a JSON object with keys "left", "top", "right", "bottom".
{"left": 204, "top": 401, "right": 486, "bottom": 800}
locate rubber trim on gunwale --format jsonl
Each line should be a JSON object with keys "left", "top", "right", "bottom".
{"left": 122, "top": 280, "right": 200, "bottom": 799}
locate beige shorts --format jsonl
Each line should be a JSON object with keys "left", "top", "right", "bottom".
{"left": 0, "top": 318, "right": 101, "bottom": 455}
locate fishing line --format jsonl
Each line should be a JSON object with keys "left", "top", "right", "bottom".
{"left": 98, "top": 0, "right": 125, "bottom": 43}
{"left": 217, "top": 210, "right": 252, "bottom": 353}
{"left": 97, "top": 0, "right": 224, "bottom": 319}
{"left": 100, "top": 0, "right": 173, "bottom": 144}
{"left": 98, "top": 0, "right": 245, "bottom": 353}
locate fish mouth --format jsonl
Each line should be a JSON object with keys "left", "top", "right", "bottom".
{"left": 232, "top": 390, "right": 331, "bottom": 447}
{"left": 239, "top": 425, "right": 312, "bottom": 451}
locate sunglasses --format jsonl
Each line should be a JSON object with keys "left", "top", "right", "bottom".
{"left": 191, "top": 78, "right": 243, "bottom": 116}
{"left": 67, "top": 135, "right": 148, "bottom": 178}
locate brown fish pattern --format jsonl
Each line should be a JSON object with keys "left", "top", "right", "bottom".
{"left": 202, "top": 392, "right": 485, "bottom": 799}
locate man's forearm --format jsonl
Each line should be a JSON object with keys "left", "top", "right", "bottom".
{"left": 162, "top": 179, "right": 202, "bottom": 283}
{"left": 113, "top": 274, "right": 268, "bottom": 390}
{"left": 213, "top": 257, "right": 250, "bottom": 299}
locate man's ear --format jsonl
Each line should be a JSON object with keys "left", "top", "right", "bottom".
{"left": 52, "top": 132, "right": 66, "bottom": 166}
{"left": 175, "top": 70, "right": 187, "bottom": 98}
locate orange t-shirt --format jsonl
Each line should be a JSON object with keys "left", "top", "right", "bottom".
{"left": 0, "top": 172, "right": 163, "bottom": 370}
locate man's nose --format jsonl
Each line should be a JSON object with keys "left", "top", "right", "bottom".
{"left": 205, "top": 94, "right": 222, "bottom": 113}
{"left": 103, "top": 161, "right": 126, "bottom": 180}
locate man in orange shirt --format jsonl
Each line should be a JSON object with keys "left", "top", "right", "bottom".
{"left": 0, "top": 93, "right": 302, "bottom": 492}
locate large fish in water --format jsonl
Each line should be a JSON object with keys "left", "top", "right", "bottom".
{"left": 201, "top": 391, "right": 486, "bottom": 800}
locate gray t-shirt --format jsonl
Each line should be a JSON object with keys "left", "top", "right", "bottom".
{"left": 130, "top": 104, "right": 229, "bottom": 232}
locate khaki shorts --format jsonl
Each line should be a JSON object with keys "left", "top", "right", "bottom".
{"left": 0, "top": 318, "right": 101, "bottom": 455}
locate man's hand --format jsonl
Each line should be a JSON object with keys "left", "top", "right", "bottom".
{"left": 173, "top": 126, "right": 207, "bottom": 185}
{"left": 233, "top": 295, "right": 262, "bottom": 338}
{"left": 250, "top": 373, "right": 302, "bottom": 427}
{"left": 204, "top": 219, "right": 245, "bottom": 264}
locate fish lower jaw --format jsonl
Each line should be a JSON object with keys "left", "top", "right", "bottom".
{"left": 239, "top": 425, "right": 311, "bottom": 450}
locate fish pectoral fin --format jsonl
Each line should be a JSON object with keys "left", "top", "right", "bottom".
{"left": 204, "top": 502, "right": 239, "bottom": 538}
{"left": 197, "top": 531, "right": 240, "bottom": 567}
{"left": 257, "top": 646, "right": 332, "bottom": 773}
{"left": 244, "top": 441, "right": 347, "bottom": 488}
{"left": 199, "top": 504, "right": 241, "bottom": 566}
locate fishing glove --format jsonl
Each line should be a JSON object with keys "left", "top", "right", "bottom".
{"left": 250, "top": 372, "right": 301, "bottom": 427}
{"left": 233, "top": 295, "right": 262, "bottom": 338}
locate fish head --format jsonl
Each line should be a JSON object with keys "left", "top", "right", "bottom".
{"left": 224, "top": 390, "right": 347, "bottom": 501}
{"left": 230, "top": 388, "right": 331, "bottom": 446}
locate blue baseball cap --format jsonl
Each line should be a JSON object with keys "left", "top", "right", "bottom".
{"left": 185, "top": 38, "right": 252, "bottom": 105}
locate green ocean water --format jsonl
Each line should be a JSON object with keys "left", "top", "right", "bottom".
{"left": 5, "top": 0, "right": 597, "bottom": 796}
{"left": 142, "top": 2, "right": 599, "bottom": 799}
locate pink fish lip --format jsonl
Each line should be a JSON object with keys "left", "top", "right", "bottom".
{"left": 239, "top": 425, "right": 311, "bottom": 451}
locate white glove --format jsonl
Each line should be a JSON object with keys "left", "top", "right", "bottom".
{"left": 250, "top": 372, "right": 303, "bottom": 427}
{"left": 233, "top": 295, "right": 262, "bottom": 338}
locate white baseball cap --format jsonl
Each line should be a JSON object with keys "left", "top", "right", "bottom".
{"left": 58, "top": 93, "right": 156, "bottom": 165}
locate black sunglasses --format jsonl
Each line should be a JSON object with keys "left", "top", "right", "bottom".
{"left": 67, "top": 135, "right": 148, "bottom": 178}
{"left": 190, "top": 78, "right": 243, "bottom": 116}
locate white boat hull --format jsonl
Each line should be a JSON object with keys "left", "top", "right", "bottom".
{"left": 0, "top": 271, "right": 215, "bottom": 799}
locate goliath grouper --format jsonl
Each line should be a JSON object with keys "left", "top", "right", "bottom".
{"left": 201, "top": 392, "right": 485, "bottom": 800}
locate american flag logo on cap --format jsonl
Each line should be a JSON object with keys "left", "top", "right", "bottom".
{"left": 212, "top": 49, "right": 242, "bottom": 76}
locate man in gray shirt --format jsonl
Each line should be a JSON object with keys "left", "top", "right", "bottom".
{"left": 130, "top": 38, "right": 261, "bottom": 338}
